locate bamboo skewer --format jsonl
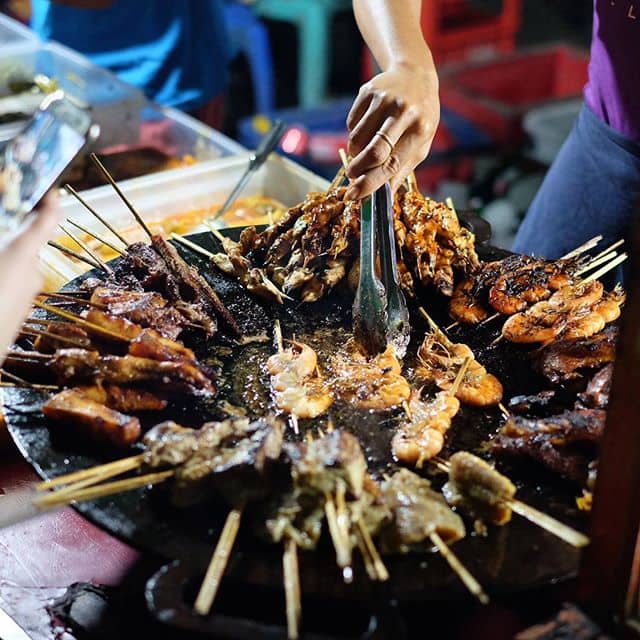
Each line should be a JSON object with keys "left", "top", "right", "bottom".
{"left": 273, "top": 320, "right": 299, "bottom": 434}
{"left": 0, "top": 369, "right": 57, "bottom": 391}
{"left": 356, "top": 518, "right": 389, "bottom": 581}
{"left": 36, "top": 455, "right": 145, "bottom": 490}
{"left": 575, "top": 250, "right": 619, "bottom": 277}
{"left": 59, "top": 225, "right": 112, "bottom": 274}
{"left": 37, "top": 291, "right": 106, "bottom": 309}
{"left": 89, "top": 153, "right": 154, "bottom": 240}
{"left": 560, "top": 235, "right": 603, "bottom": 260}
{"left": 327, "top": 166, "right": 346, "bottom": 192}
{"left": 283, "top": 538, "right": 301, "bottom": 640}
{"left": 432, "top": 457, "right": 589, "bottom": 548}
{"left": 64, "top": 184, "right": 130, "bottom": 247}
{"left": 6, "top": 350, "right": 51, "bottom": 360}
{"left": 194, "top": 506, "right": 243, "bottom": 616}
{"left": 429, "top": 531, "right": 489, "bottom": 604}
{"left": 338, "top": 149, "right": 349, "bottom": 172}
{"left": 33, "top": 469, "right": 174, "bottom": 509}
{"left": 586, "top": 238, "right": 624, "bottom": 265}
{"left": 0, "top": 381, "right": 58, "bottom": 390}
{"left": 32, "top": 301, "right": 129, "bottom": 342}
{"left": 583, "top": 253, "right": 628, "bottom": 283}
{"left": 324, "top": 490, "right": 353, "bottom": 583}
{"left": 449, "top": 357, "right": 471, "bottom": 397}
{"left": 170, "top": 233, "right": 215, "bottom": 259}
{"left": 406, "top": 172, "right": 418, "bottom": 193}
{"left": 66, "top": 218, "right": 125, "bottom": 256}
{"left": 47, "top": 240, "right": 102, "bottom": 271}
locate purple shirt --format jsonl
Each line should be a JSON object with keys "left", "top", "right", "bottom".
{"left": 584, "top": 0, "right": 640, "bottom": 142}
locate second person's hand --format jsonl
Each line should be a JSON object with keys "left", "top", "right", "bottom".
{"left": 345, "top": 61, "right": 439, "bottom": 200}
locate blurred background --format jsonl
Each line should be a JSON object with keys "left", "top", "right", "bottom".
{"left": 1, "top": 0, "right": 594, "bottom": 249}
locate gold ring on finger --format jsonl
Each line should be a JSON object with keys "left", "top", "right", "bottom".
{"left": 374, "top": 130, "right": 394, "bottom": 150}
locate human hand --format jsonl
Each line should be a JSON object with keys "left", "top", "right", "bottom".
{"left": 345, "top": 62, "right": 440, "bottom": 199}
{"left": 0, "top": 195, "right": 61, "bottom": 363}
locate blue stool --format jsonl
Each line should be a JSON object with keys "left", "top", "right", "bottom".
{"left": 253, "top": 0, "right": 352, "bottom": 108}
{"left": 223, "top": 1, "right": 276, "bottom": 115}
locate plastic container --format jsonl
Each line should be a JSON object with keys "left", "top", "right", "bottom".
{"left": 0, "top": 13, "right": 39, "bottom": 51}
{"left": 40, "top": 154, "right": 328, "bottom": 288}
{"left": 440, "top": 44, "right": 589, "bottom": 144}
{"left": 523, "top": 98, "right": 582, "bottom": 165}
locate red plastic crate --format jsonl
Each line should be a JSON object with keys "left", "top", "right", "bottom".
{"left": 422, "top": 0, "right": 521, "bottom": 63}
{"left": 439, "top": 44, "right": 589, "bottom": 144}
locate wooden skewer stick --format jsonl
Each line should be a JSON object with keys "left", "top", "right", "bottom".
{"left": 445, "top": 321, "right": 459, "bottom": 331}
{"left": 560, "top": 235, "right": 603, "bottom": 260}
{"left": 587, "top": 238, "right": 624, "bottom": 265}
{"left": 479, "top": 312, "right": 501, "bottom": 326}
{"left": 575, "top": 250, "right": 619, "bottom": 277}
{"left": 37, "top": 291, "right": 106, "bottom": 309}
{"left": 64, "top": 184, "right": 130, "bottom": 248}
{"left": 418, "top": 307, "right": 451, "bottom": 344}
{"left": 498, "top": 403, "right": 510, "bottom": 419}
{"left": 32, "top": 301, "right": 129, "bottom": 342}
{"left": 324, "top": 491, "right": 353, "bottom": 583}
{"left": 89, "top": 153, "right": 153, "bottom": 240}
{"left": 357, "top": 519, "right": 389, "bottom": 581}
{"left": 66, "top": 218, "right": 125, "bottom": 256}
{"left": 0, "top": 381, "right": 58, "bottom": 390}
{"left": 0, "top": 369, "right": 57, "bottom": 391}
{"left": 36, "top": 455, "right": 145, "bottom": 490}
{"left": 283, "top": 538, "right": 301, "bottom": 640}
{"left": 327, "top": 166, "right": 346, "bottom": 193}
{"left": 273, "top": 320, "right": 299, "bottom": 434}
{"left": 59, "top": 225, "right": 112, "bottom": 275}
{"left": 33, "top": 469, "right": 174, "bottom": 509}
{"left": 583, "top": 253, "right": 628, "bottom": 283}
{"left": 445, "top": 197, "right": 458, "bottom": 216}
{"left": 449, "top": 357, "right": 472, "bottom": 397}
{"left": 6, "top": 350, "right": 51, "bottom": 360}
{"left": 406, "top": 172, "right": 418, "bottom": 193}
{"left": 19, "top": 326, "right": 86, "bottom": 348}
{"left": 338, "top": 149, "right": 349, "bottom": 171}
{"left": 171, "top": 233, "right": 215, "bottom": 259}
{"left": 47, "top": 240, "right": 102, "bottom": 271}
{"left": 194, "top": 507, "right": 243, "bottom": 615}
{"left": 432, "top": 457, "right": 589, "bottom": 548}
{"left": 429, "top": 531, "right": 489, "bottom": 604}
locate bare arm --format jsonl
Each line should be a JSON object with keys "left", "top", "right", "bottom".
{"left": 346, "top": 0, "right": 439, "bottom": 198}
{"left": 0, "top": 197, "right": 61, "bottom": 362}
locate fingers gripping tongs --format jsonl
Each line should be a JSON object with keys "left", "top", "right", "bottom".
{"left": 352, "top": 183, "right": 410, "bottom": 358}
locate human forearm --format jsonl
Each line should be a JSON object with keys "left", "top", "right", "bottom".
{"left": 346, "top": 0, "right": 440, "bottom": 199}
{"left": 352, "top": 0, "right": 434, "bottom": 73}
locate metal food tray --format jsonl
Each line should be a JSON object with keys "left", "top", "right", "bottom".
{"left": 40, "top": 154, "right": 329, "bottom": 287}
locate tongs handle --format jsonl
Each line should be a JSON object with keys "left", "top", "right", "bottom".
{"left": 249, "top": 119, "right": 287, "bottom": 170}
{"left": 375, "top": 183, "right": 410, "bottom": 357}
{"left": 353, "top": 195, "right": 387, "bottom": 356}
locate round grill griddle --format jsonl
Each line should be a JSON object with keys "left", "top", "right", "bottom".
{"left": 2, "top": 225, "right": 587, "bottom": 604}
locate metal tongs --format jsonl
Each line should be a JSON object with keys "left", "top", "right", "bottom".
{"left": 352, "top": 183, "right": 410, "bottom": 358}
{"left": 210, "top": 119, "right": 287, "bottom": 222}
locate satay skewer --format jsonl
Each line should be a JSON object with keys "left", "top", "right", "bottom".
{"left": 431, "top": 456, "right": 589, "bottom": 548}
{"left": 429, "top": 530, "right": 489, "bottom": 604}
{"left": 36, "top": 455, "right": 145, "bottom": 490}
{"left": 583, "top": 253, "right": 628, "bottom": 283}
{"left": 37, "top": 291, "right": 106, "bottom": 309}
{"left": 327, "top": 165, "right": 346, "bottom": 192}
{"left": 31, "top": 301, "right": 129, "bottom": 342}
{"left": 66, "top": 218, "right": 125, "bottom": 256}
{"left": 64, "top": 184, "right": 130, "bottom": 248}
{"left": 560, "top": 235, "right": 603, "bottom": 260}
{"left": 47, "top": 240, "right": 103, "bottom": 271}
{"left": 273, "top": 320, "right": 299, "bottom": 434}
{"left": 0, "top": 368, "right": 57, "bottom": 390}
{"left": 59, "top": 225, "right": 112, "bottom": 274}
{"left": 194, "top": 506, "right": 244, "bottom": 616}
{"left": 283, "top": 537, "right": 301, "bottom": 640}
{"left": 89, "top": 153, "right": 154, "bottom": 240}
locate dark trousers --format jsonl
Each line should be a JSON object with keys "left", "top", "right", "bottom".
{"left": 513, "top": 105, "right": 640, "bottom": 268}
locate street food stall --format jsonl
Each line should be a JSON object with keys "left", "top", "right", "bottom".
{"left": 0, "top": 6, "right": 638, "bottom": 640}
